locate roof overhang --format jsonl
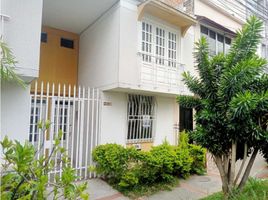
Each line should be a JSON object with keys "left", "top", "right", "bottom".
{"left": 197, "top": 15, "right": 236, "bottom": 37}
{"left": 138, "top": 0, "right": 197, "bottom": 36}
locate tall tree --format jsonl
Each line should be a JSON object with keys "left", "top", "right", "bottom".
{"left": 178, "top": 16, "right": 268, "bottom": 197}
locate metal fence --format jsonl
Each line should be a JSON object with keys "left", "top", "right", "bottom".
{"left": 29, "top": 82, "right": 101, "bottom": 181}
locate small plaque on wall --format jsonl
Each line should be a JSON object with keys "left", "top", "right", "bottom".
{"left": 103, "top": 101, "right": 112, "bottom": 106}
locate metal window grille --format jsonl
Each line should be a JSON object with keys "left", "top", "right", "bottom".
{"left": 127, "top": 95, "right": 155, "bottom": 143}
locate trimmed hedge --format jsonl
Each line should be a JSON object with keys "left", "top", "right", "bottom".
{"left": 92, "top": 132, "right": 206, "bottom": 191}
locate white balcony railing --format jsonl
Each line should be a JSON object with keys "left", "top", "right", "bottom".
{"left": 137, "top": 52, "right": 186, "bottom": 93}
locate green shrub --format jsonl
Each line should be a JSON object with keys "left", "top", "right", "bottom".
{"left": 175, "top": 131, "right": 193, "bottom": 178}
{"left": 144, "top": 142, "right": 177, "bottom": 183}
{"left": 119, "top": 169, "right": 139, "bottom": 188}
{"left": 189, "top": 144, "right": 206, "bottom": 175}
{"left": 92, "top": 143, "right": 130, "bottom": 182}
{"left": 93, "top": 133, "right": 207, "bottom": 197}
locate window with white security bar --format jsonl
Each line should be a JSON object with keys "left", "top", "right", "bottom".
{"left": 127, "top": 95, "right": 155, "bottom": 142}
{"left": 201, "top": 25, "right": 232, "bottom": 56}
{"left": 29, "top": 99, "right": 47, "bottom": 142}
{"left": 141, "top": 21, "right": 178, "bottom": 67}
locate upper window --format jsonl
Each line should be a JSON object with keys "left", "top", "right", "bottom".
{"left": 141, "top": 21, "right": 178, "bottom": 67}
{"left": 201, "top": 25, "right": 232, "bottom": 56}
{"left": 142, "top": 22, "right": 153, "bottom": 62}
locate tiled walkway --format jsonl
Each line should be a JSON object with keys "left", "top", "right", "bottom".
{"left": 85, "top": 154, "right": 268, "bottom": 200}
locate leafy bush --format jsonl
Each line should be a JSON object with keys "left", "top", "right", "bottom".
{"left": 189, "top": 144, "right": 206, "bottom": 175}
{"left": 1, "top": 122, "right": 88, "bottom": 200}
{"left": 92, "top": 143, "right": 130, "bottom": 182}
{"left": 175, "top": 131, "right": 193, "bottom": 178}
{"left": 93, "top": 132, "right": 207, "bottom": 197}
{"left": 144, "top": 142, "right": 177, "bottom": 183}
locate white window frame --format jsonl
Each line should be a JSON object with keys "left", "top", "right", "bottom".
{"left": 138, "top": 17, "right": 181, "bottom": 67}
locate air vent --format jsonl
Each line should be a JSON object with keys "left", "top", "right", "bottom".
{"left": 41, "top": 32, "right": 47, "bottom": 43}
{"left": 60, "top": 38, "right": 74, "bottom": 49}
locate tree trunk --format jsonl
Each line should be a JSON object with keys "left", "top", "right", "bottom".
{"left": 229, "top": 140, "right": 237, "bottom": 187}
{"left": 214, "top": 155, "right": 229, "bottom": 198}
{"left": 234, "top": 143, "right": 247, "bottom": 185}
{"left": 238, "top": 148, "right": 258, "bottom": 189}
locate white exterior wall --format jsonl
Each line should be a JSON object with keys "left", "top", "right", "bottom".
{"left": 1, "top": 0, "right": 43, "bottom": 143}
{"left": 1, "top": 83, "right": 31, "bottom": 142}
{"left": 99, "top": 92, "right": 128, "bottom": 145}
{"left": 118, "top": 0, "right": 140, "bottom": 88}
{"left": 2, "top": 0, "right": 43, "bottom": 82}
{"left": 78, "top": 3, "right": 120, "bottom": 88}
{"left": 99, "top": 91, "right": 176, "bottom": 146}
{"left": 154, "top": 96, "right": 176, "bottom": 145}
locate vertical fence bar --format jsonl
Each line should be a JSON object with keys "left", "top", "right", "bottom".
{"left": 85, "top": 87, "right": 90, "bottom": 179}
{"left": 71, "top": 86, "right": 76, "bottom": 168}
{"left": 90, "top": 88, "right": 95, "bottom": 178}
{"left": 59, "top": 84, "right": 66, "bottom": 178}
{"left": 75, "top": 86, "right": 81, "bottom": 179}
{"left": 66, "top": 85, "right": 71, "bottom": 164}
{"left": 94, "top": 89, "right": 99, "bottom": 177}
{"left": 48, "top": 83, "right": 55, "bottom": 181}
{"left": 44, "top": 82, "right": 50, "bottom": 157}
{"left": 54, "top": 83, "right": 61, "bottom": 182}
{"left": 79, "top": 87, "right": 85, "bottom": 179}
{"left": 37, "top": 82, "right": 44, "bottom": 159}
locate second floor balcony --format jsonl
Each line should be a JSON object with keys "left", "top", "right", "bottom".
{"left": 137, "top": 52, "right": 187, "bottom": 94}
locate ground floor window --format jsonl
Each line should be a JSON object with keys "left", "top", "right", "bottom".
{"left": 127, "top": 95, "right": 155, "bottom": 142}
{"left": 179, "top": 106, "right": 193, "bottom": 132}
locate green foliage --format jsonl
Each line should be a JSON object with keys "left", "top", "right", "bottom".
{"left": 189, "top": 144, "right": 206, "bottom": 175}
{"left": 177, "top": 16, "right": 268, "bottom": 157}
{"left": 0, "top": 41, "right": 25, "bottom": 86}
{"left": 93, "top": 133, "right": 206, "bottom": 198}
{"left": 1, "top": 122, "right": 88, "bottom": 200}
{"left": 201, "top": 178, "right": 268, "bottom": 200}
{"left": 175, "top": 132, "right": 193, "bottom": 178}
{"left": 92, "top": 143, "right": 130, "bottom": 182}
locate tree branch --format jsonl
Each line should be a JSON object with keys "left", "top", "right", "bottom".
{"left": 238, "top": 148, "right": 258, "bottom": 189}
{"left": 234, "top": 143, "right": 247, "bottom": 185}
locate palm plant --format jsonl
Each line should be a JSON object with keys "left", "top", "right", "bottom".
{"left": 178, "top": 16, "right": 268, "bottom": 198}
{"left": 0, "top": 40, "right": 25, "bottom": 86}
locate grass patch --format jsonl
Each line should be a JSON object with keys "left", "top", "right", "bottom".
{"left": 107, "top": 177, "right": 179, "bottom": 199}
{"left": 201, "top": 178, "right": 268, "bottom": 200}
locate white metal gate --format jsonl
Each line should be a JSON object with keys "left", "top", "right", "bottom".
{"left": 29, "top": 82, "right": 101, "bottom": 181}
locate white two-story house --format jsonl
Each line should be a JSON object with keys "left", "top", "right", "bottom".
{"left": 1, "top": 0, "right": 196, "bottom": 180}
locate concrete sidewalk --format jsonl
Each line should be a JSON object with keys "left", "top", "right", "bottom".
{"left": 85, "top": 154, "right": 268, "bottom": 200}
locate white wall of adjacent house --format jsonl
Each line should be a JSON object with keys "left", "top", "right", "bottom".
{"left": 195, "top": 0, "right": 243, "bottom": 33}
{"left": 2, "top": 0, "right": 43, "bottom": 81}
{"left": 78, "top": 2, "right": 120, "bottom": 89}
{"left": 1, "top": 0, "right": 43, "bottom": 143}
{"left": 1, "top": 83, "right": 31, "bottom": 142}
